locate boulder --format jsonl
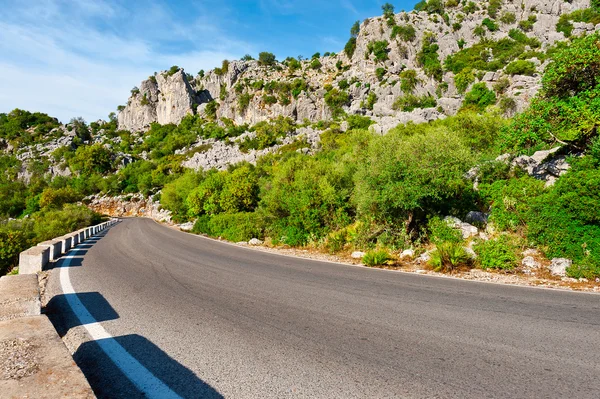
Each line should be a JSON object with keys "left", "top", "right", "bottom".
{"left": 351, "top": 251, "right": 366, "bottom": 259}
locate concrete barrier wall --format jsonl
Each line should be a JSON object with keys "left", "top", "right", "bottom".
{"left": 18, "top": 218, "right": 119, "bottom": 275}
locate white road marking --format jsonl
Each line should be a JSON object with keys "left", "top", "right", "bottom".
{"left": 59, "top": 235, "right": 182, "bottom": 399}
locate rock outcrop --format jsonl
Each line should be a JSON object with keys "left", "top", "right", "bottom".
{"left": 117, "top": 0, "right": 593, "bottom": 133}
{"left": 118, "top": 69, "right": 198, "bottom": 131}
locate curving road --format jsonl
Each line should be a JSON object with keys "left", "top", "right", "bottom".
{"left": 46, "top": 218, "right": 600, "bottom": 398}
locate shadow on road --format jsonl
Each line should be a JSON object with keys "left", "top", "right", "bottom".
{"left": 75, "top": 335, "right": 223, "bottom": 399}
{"left": 46, "top": 292, "right": 119, "bottom": 336}
{"left": 45, "top": 224, "right": 223, "bottom": 399}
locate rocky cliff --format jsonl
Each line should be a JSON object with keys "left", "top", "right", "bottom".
{"left": 117, "top": 0, "right": 594, "bottom": 133}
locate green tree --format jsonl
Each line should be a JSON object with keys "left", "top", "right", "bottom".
{"left": 258, "top": 52, "right": 277, "bottom": 66}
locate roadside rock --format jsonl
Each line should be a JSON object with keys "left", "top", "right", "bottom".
{"left": 351, "top": 251, "right": 366, "bottom": 259}
{"left": 248, "top": 238, "right": 263, "bottom": 246}
{"left": 444, "top": 216, "right": 478, "bottom": 239}
{"left": 549, "top": 258, "right": 572, "bottom": 276}
{"left": 400, "top": 249, "right": 415, "bottom": 259}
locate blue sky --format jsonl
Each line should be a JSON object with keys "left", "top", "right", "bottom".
{"left": 0, "top": 0, "right": 417, "bottom": 122}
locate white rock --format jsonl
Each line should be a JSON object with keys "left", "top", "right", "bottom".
{"left": 521, "top": 256, "right": 540, "bottom": 269}
{"left": 400, "top": 249, "right": 415, "bottom": 259}
{"left": 248, "top": 238, "right": 263, "bottom": 246}
{"left": 351, "top": 251, "right": 366, "bottom": 259}
{"left": 549, "top": 258, "right": 572, "bottom": 277}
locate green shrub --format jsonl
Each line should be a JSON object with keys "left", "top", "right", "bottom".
{"left": 567, "top": 258, "right": 600, "bottom": 279}
{"left": 392, "top": 94, "right": 437, "bottom": 112}
{"left": 454, "top": 68, "right": 475, "bottom": 94}
{"left": 400, "top": 69, "right": 419, "bottom": 93}
{"left": 324, "top": 89, "right": 349, "bottom": 117}
{"left": 518, "top": 15, "right": 537, "bottom": 31}
{"left": 417, "top": 33, "right": 442, "bottom": 80}
{"left": 354, "top": 128, "right": 474, "bottom": 228}
{"left": 238, "top": 93, "right": 253, "bottom": 112}
{"left": 429, "top": 242, "right": 471, "bottom": 272}
{"left": 488, "top": 0, "right": 502, "bottom": 18}
{"left": 361, "top": 92, "right": 377, "bottom": 110}
{"left": 391, "top": 24, "right": 416, "bottom": 41}
{"left": 192, "top": 212, "right": 264, "bottom": 242}
{"left": 238, "top": 117, "right": 295, "bottom": 152}
{"left": 362, "top": 249, "right": 393, "bottom": 266}
{"left": 427, "top": 216, "right": 463, "bottom": 245}
{"left": 500, "top": 12, "right": 516, "bottom": 24}
{"left": 310, "top": 58, "right": 322, "bottom": 70}
{"left": 375, "top": 67, "right": 386, "bottom": 82}
{"left": 262, "top": 95, "right": 277, "bottom": 105}
{"left": 462, "top": 83, "right": 496, "bottom": 110}
{"left": 344, "top": 37, "right": 357, "bottom": 58}
{"left": 479, "top": 176, "right": 545, "bottom": 231}
{"left": 482, "top": 18, "right": 499, "bottom": 32}
{"left": 32, "top": 204, "right": 101, "bottom": 242}
{"left": 526, "top": 162, "right": 600, "bottom": 267}
{"left": 326, "top": 230, "right": 347, "bottom": 253}
{"left": 505, "top": 60, "right": 536, "bottom": 76}
{"left": 0, "top": 223, "right": 30, "bottom": 275}
{"left": 473, "top": 236, "right": 517, "bottom": 270}
{"left": 258, "top": 52, "right": 276, "bottom": 66}
{"left": 367, "top": 40, "right": 390, "bottom": 62}
{"left": 346, "top": 115, "right": 373, "bottom": 130}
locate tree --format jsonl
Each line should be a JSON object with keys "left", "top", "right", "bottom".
{"left": 350, "top": 20, "right": 360, "bottom": 38}
{"left": 241, "top": 54, "right": 254, "bottom": 61}
{"left": 382, "top": 3, "right": 395, "bottom": 17}
{"left": 258, "top": 52, "right": 277, "bottom": 66}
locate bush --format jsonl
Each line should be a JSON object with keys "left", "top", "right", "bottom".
{"left": 454, "top": 68, "right": 475, "bottom": 94}
{"left": 427, "top": 216, "right": 463, "bottom": 245}
{"left": 526, "top": 162, "right": 600, "bottom": 267}
{"left": 346, "top": 115, "right": 373, "bottom": 130}
{"left": 392, "top": 94, "right": 436, "bottom": 112}
{"left": 363, "top": 249, "right": 393, "bottom": 266}
{"left": 192, "top": 212, "right": 264, "bottom": 242}
{"left": 417, "top": 33, "right": 442, "bottom": 80}
{"left": 32, "top": 204, "right": 101, "bottom": 242}
{"left": 324, "top": 89, "right": 349, "bottom": 117}
{"left": 375, "top": 67, "right": 386, "bottom": 82}
{"left": 462, "top": 83, "right": 496, "bottom": 111}
{"left": 238, "top": 93, "right": 253, "bottom": 112}
{"left": 429, "top": 242, "right": 471, "bottom": 272}
{"left": 367, "top": 40, "right": 390, "bottom": 62}
{"left": 344, "top": 37, "right": 357, "bottom": 58}
{"left": 354, "top": 127, "right": 474, "bottom": 229}
{"left": 505, "top": 60, "right": 536, "bottom": 76}
{"left": 258, "top": 52, "right": 276, "bottom": 66}
{"left": 500, "top": 12, "right": 516, "bottom": 24}
{"left": 479, "top": 176, "right": 545, "bottom": 231}
{"left": 482, "top": 18, "right": 498, "bottom": 32}
{"left": 391, "top": 24, "right": 416, "bottom": 41}
{"left": 0, "top": 223, "right": 30, "bottom": 275}
{"left": 473, "top": 236, "right": 517, "bottom": 270}
{"left": 567, "top": 258, "right": 600, "bottom": 279}
{"left": 310, "top": 58, "right": 322, "bottom": 70}
{"left": 400, "top": 69, "right": 419, "bottom": 93}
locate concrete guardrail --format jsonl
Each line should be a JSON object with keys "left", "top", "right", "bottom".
{"left": 18, "top": 219, "right": 119, "bottom": 275}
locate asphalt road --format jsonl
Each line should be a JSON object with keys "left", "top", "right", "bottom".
{"left": 46, "top": 218, "right": 600, "bottom": 398}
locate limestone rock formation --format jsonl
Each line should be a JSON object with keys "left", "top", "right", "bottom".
{"left": 115, "top": 0, "right": 593, "bottom": 134}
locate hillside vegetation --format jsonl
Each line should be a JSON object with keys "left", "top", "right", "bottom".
{"left": 1, "top": 1, "right": 599, "bottom": 281}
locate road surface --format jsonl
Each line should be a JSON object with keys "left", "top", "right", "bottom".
{"left": 46, "top": 218, "right": 600, "bottom": 398}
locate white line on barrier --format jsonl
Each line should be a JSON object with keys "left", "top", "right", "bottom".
{"left": 59, "top": 234, "right": 182, "bottom": 399}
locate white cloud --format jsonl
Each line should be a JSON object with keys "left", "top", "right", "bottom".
{"left": 0, "top": 0, "right": 254, "bottom": 122}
